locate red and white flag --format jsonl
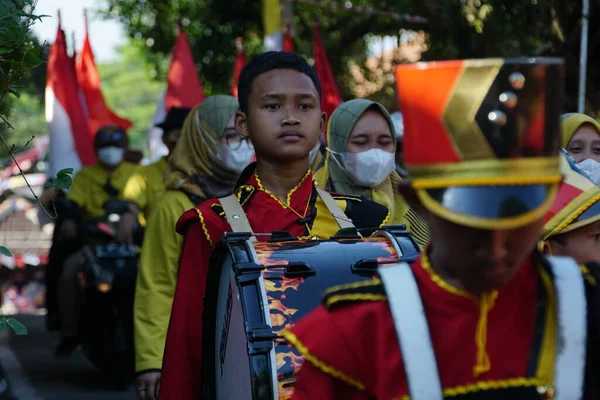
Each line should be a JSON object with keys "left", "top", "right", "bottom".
{"left": 231, "top": 38, "right": 247, "bottom": 98}
{"left": 45, "top": 21, "right": 95, "bottom": 178}
{"left": 147, "top": 24, "right": 205, "bottom": 161}
{"left": 76, "top": 11, "right": 132, "bottom": 137}
{"left": 283, "top": 24, "right": 295, "bottom": 53}
{"left": 313, "top": 26, "right": 342, "bottom": 126}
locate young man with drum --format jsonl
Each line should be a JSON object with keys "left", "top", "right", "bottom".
{"left": 159, "top": 51, "right": 391, "bottom": 399}
{"left": 285, "top": 58, "right": 600, "bottom": 399}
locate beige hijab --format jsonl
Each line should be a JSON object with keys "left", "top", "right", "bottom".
{"left": 164, "top": 95, "right": 240, "bottom": 199}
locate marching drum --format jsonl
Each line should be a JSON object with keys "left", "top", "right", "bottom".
{"left": 202, "top": 226, "right": 420, "bottom": 399}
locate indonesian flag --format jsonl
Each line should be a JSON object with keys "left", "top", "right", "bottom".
{"left": 231, "top": 38, "right": 247, "bottom": 98}
{"left": 262, "top": 0, "right": 282, "bottom": 51}
{"left": 76, "top": 12, "right": 133, "bottom": 136}
{"left": 45, "top": 23, "right": 96, "bottom": 178}
{"left": 283, "top": 24, "right": 295, "bottom": 53}
{"left": 313, "top": 26, "right": 342, "bottom": 121}
{"left": 147, "top": 24, "right": 205, "bottom": 161}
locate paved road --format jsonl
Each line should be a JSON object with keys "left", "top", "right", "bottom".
{"left": 0, "top": 314, "right": 135, "bottom": 400}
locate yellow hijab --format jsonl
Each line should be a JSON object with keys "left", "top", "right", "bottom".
{"left": 315, "top": 99, "right": 430, "bottom": 248}
{"left": 561, "top": 113, "right": 600, "bottom": 148}
{"left": 164, "top": 95, "right": 240, "bottom": 199}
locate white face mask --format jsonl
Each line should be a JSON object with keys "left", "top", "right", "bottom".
{"left": 309, "top": 142, "right": 322, "bottom": 165}
{"left": 330, "top": 148, "right": 395, "bottom": 188}
{"left": 577, "top": 158, "right": 600, "bottom": 186}
{"left": 217, "top": 141, "right": 255, "bottom": 173}
{"left": 97, "top": 146, "right": 124, "bottom": 167}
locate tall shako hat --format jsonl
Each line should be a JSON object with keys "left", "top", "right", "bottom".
{"left": 396, "top": 58, "right": 565, "bottom": 230}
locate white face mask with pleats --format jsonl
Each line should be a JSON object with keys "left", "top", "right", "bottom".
{"left": 309, "top": 142, "right": 322, "bottom": 165}
{"left": 195, "top": 111, "right": 255, "bottom": 174}
{"left": 217, "top": 141, "right": 255, "bottom": 173}
{"left": 97, "top": 146, "right": 124, "bottom": 167}
{"left": 577, "top": 158, "right": 600, "bottom": 186}
{"left": 328, "top": 148, "right": 395, "bottom": 188}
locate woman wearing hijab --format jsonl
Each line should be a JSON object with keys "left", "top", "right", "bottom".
{"left": 562, "top": 113, "right": 600, "bottom": 185}
{"left": 542, "top": 150, "right": 600, "bottom": 264}
{"left": 314, "top": 99, "right": 430, "bottom": 248}
{"left": 134, "top": 95, "right": 253, "bottom": 400}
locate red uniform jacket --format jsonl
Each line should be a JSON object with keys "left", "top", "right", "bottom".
{"left": 159, "top": 166, "right": 389, "bottom": 399}
{"left": 286, "top": 254, "right": 600, "bottom": 399}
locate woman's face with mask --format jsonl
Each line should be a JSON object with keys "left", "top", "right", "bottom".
{"left": 346, "top": 110, "right": 395, "bottom": 154}
{"left": 217, "top": 114, "right": 255, "bottom": 173}
{"left": 337, "top": 109, "right": 396, "bottom": 188}
{"left": 566, "top": 123, "right": 600, "bottom": 163}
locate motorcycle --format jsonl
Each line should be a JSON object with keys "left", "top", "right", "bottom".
{"left": 77, "top": 200, "right": 140, "bottom": 390}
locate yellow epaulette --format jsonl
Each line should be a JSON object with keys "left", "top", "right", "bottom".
{"left": 321, "top": 278, "right": 387, "bottom": 310}
{"left": 330, "top": 193, "right": 363, "bottom": 203}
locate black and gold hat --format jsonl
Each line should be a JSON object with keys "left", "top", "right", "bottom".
{"left": 395, "top": 58, "right": 564, "bottom": 230}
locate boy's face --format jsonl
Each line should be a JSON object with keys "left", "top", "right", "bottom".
{"left": 236, "top": 69, "right": 325, "bottom": 164}
{"left": 549, "top": 220, "right": 600, "bottom": 263}
{"left": 427, "top": 212, "right": 545, "bottom": 294}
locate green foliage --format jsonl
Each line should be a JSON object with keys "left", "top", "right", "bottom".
{"left": 45, "top": 168, "right": 74, "bottom": 190}
{"left": 97, "top": 44, "right": 166, "bottom": 151}
{"left": 100, "top": 0, "right": 599, "bottom": 113}
{"left": 99, "top": 0, "right": 419, "bottom": 97}
{"left": 0, "top": 316, "right": 27, "bottom": 335}
{"left": 0, "top": 92, "right": 46, "bottom": 159}
{"left": 0, "top": 0, "right": 46, "bottom": 107}
{"left": 0, "top": 246, "right": 11, "bottom": 257}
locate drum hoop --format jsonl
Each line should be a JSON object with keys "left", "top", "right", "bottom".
{"left": 243, "top": 239, "right": 279, "bottom": 398}
{"left": 202, "top": 237, "right": 279, "bottom": 399}
{"left": 374, "top": 230, "right": 404, "bottom": 260}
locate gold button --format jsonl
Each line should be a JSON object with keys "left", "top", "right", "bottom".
{"left": 536, "top": 386, "right": 554, "bottom": 399}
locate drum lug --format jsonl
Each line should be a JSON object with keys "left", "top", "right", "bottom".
{"left": 235, "top": 262, "right": 265, "bottom": 274}
{"left": 246, "top": 323, "right": 277, "bottom": 355}
{"left": 269, "top": 230, "right": 297, "bottom": 242}
{"left": 223, "top": 232, "right": 254, "bottom": 242}
{"left": 331, "top": 227, "right": 362, "bottom": 240}
{"left": 377, "top": 224, "right": 408, "bottom": 233}
{"left": 284, "top": 261, "right": 316, "bottom": 278}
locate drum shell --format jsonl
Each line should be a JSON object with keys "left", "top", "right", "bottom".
{"left": 204, "top": 230, "right": 418, "bottom": 399}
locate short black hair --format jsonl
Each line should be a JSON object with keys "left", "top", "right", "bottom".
{"left": 237, "top": 51, "right": 322, "bottom": 113}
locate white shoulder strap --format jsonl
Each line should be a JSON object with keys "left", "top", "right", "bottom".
{"left": 379, "top": 263, "right": 443, "bottom": 400}
{"left": 315, "top": 188, "right": 357, "bottom": 231}
{"left": 546, "top": 256, "right": 587, "bottom": 400}
{"left": 218, "top": 194, "right": 257, "bottom": 243}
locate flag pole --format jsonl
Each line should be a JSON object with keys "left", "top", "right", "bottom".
{"left": 577, "top": 0, "right": 589, "bottom": 113}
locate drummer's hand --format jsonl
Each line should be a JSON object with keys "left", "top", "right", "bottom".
{"left": 136, "top": 371, "right": 161, "bottom": 400}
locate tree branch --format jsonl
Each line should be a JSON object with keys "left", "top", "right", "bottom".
{"left": 0, "top": 114, "right": 56, "bottom": 220}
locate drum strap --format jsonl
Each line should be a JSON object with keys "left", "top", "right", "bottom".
{"left": 315, "top": 188, "right": 357, "bottom": 231}
{"left": 379, "top": 263, "right": 443, "bottom": 400}
{"left": 219, "top": 194, "right": 257, "bottom": 242}
{"left": 546, "top": 255, "right": 587, "bottom": 400}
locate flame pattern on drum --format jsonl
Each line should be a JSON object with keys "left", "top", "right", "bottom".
{"left": 253, "top": 238, "right": 398, "bottom": 399}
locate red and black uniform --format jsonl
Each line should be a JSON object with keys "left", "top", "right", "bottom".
{"left": 286, "top": 254, "right": 600, "bottom": 399}
{"left": 159, "top": 163, "right": 389, "bottom": 399}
